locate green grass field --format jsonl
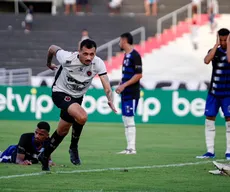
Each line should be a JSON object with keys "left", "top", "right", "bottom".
{"left": 0, "top": 120, "right": 230, "bottom": 192}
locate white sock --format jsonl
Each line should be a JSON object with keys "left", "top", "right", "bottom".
{"left": 225, "top": 121, "right": 230, "bottom": 154}
{"left": 128, "top": 126, "right": 136, "bottom": 150}
{"left": 125, "top": 128, "right": 129, "bottom": 149}
{"left": 122, "top": 116, "right": 136, "bottom": 150}
{"left": 205, "top": 119, "right": 215, "bottom": 154}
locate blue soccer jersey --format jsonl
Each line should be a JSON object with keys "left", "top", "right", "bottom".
{"left": 121, "top": 49, "right": 142, "bottom": 101}
{"left": 209, "top": 47, "right": 230, "bottom": 97}
{"left": 205, "top": 47, "right": 230, "bottom": 117}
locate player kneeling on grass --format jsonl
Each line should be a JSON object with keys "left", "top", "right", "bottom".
{"left": 0, "top": 122, "right": 55, "bottom": 166}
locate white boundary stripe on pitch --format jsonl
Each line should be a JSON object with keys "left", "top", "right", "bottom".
{"left": 0, "top": 160, "right": 224, "bottom": 180}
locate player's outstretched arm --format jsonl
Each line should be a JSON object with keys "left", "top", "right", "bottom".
{"left": 46, "top": 45, "right": 61, "bottom": 70}
{"left": 204, "top": 34, "right": 219, "bottom": 64}
{"left": 16, "top": 153, "right": 32, "bottom": 165}
{"left": 227, "top": 34, "right": 230, "bottom": 63}
{"left": 99, "top": 74, "right": 117, "bottom": 113}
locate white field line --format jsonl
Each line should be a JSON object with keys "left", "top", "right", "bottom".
{"left": 0, "top": 160, "right": 224, "bottom": 180}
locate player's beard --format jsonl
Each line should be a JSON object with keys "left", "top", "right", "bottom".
{"left": 84, "top": 60, "right": 91, "bottom": 65}
{"left": 120, "top": 47, "right": 124, "bottom": 51}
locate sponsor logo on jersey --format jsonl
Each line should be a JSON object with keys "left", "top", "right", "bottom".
{"left": 87, "top": 71, "right": 92, "bottom": 76}
{"left": 64, "top": 96, "right": 71, "bottom": 102}
{"left": 78, "top": 67, "right": 83, "bottom": 72}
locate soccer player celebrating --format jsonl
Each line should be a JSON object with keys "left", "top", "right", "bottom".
{"left": 38, "top": 39, "right": 117, "bottom": 171}
{"left": 116, "top": 33, "right": 143, "bottom": 154}
{"left": 196, "top": 28, "right": 230, "bottom": 160}
{"left": 0, "top": 122, "right": 53, "bottom": 165}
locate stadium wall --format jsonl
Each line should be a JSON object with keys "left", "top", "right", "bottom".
{"left": 0, "top": 86, "right": 225, "bottom": 125}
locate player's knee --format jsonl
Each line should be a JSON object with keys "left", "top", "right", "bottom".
{"left": 75, "top": 113, "right": 88, "bottom": 125}
{"left": 122, "top": 116, "right": 135, "bottom": 128}
{"left": 206, "top": 116, "right": 216, "bottom": 121}
{"left": 205, "top": 118, "right": 215, "bottom": 130}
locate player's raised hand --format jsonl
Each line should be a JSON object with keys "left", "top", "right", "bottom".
{"left": 216, "top": 34, "right": 220, "bottom": 46}
{"left": 108, "top": 101, "right": 117, "bottom": 113}
{"left": 47, "top": 63, "right": 58, "bottom": 70}
{"left": 227, "top": 34, "right": 230, "bottom": 44}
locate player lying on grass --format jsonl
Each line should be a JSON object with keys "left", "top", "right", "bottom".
{"left": 0, "top": 121, "right": 55, "bottom": 166}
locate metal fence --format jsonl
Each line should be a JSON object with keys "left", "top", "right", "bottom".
{"left": 0, "top": 68, "right": 32, "bottom": 85}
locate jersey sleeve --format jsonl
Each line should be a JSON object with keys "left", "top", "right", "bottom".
{"left": 56, "top": 50, "right": 72, "bottom": 65}
{"left": 17, "top": 134, "right": 29, "bottom": 154}
{"left": 96, "top": 58, "right": 107, "bottom": 76}
{"left": 133, "top": 53, "right": 142, "bottom": 74}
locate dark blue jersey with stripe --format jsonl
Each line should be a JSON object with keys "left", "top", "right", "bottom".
{"left": 208, "top": 47, "right": 230, "bottom": 97}
{"left": 0, "top": 133, "right": 49, "bottom": 163}
{"left": 121, "top": 49, "right": 142, "bottom": 100}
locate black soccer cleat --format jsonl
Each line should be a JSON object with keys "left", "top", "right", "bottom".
{"left": 38, "top": 151, "right": 50, "bottom": 171}
{"left": 69, "top": 148, "right": 81, "bottom": 165}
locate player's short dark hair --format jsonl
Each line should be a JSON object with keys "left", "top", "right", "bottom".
{"left": 218, "top": 28, "right": 230, "bottom": 36}
{"left": 120, "top": 32, "right": 133, "bottom": 45}
{"left": 37, "top": 121, "right": 50, "bottom": 132}
{"left": 80, "top": 39, "right": 97, "bottom": 50}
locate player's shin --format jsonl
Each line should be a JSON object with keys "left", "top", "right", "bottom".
{"left": 205, "top": 119, "right": 215, "bottom": 154}
{"left": 123, "top": 116, "right": 136, "bottom": 150}
{"left": 44, "top": 130, "right": 65, "bottom": 157}
{"left": 122, "top": 116, "right": 130, "bottom": 149}
{"left": 225, "top": 121, "right": 230, "bottom": 153}
{"left": 70, "top": 122, "right": 84, "bottom": 150}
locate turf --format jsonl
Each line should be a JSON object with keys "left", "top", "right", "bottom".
{"left": 0, "top": 120, "right": 230, "bottom": 192}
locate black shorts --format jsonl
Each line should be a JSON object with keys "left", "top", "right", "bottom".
{"left": 76, "top": 0, "right": 88, "bottom": 5}
{"left": 52, "top": 92, "right": 83, "bottom": 123}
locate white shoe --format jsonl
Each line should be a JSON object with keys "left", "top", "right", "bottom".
{"left": 213, "top": 161, "right": 230, "bottom": 176}
{"left": 126, "top": 149, "right": 137, "bottom": 155}
{"left": 209, "top": 170, "right": 227, "bottom": 175}
{"left": 213, "top": 161, "right": 225, "bottom": 170}
{"left": 222, "top": 165, "right": 230, "bottom": 176}
{"left": 117, "top": 149, "right": 129, "bottom": 154}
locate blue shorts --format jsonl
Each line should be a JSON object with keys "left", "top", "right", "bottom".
{"left": 204, "top": 94, "right": 230, "bottom": 117}
{"left": 0, "top": 145, "right": 17, "bottom": 163}
{"left": 147, "top": 0, "right": 156, "bottom": 4}
{"left": 121, "top": 99, "right": 139, "bottom": 116}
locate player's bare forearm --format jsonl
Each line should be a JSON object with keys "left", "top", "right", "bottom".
{"left": 15, "top": 153, "right": 29, "bottom": 165}
{"left": 15, "top": 158, "right": 24, "bottom": 165}
{"left": 123, "top": 74, "right": 142, "bottom": 88}
{"left": 99, "top": 74, "right": 113, "bottom": 102}
{"left": 204, "top": 44, "right": 218, "bottom": 64}
{"left": 47, "top": 45, "right": 61, "bottom": 67}
{"left": 105, "top": 88, "right": 113, "bottom": 102}
{"left": 227, "top": 36, "right": 230, "bottom": 63}
{"left": 228, "top": 47, "right": 230, "bottom": 63}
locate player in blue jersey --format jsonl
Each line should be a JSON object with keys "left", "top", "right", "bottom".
{"left": 115, "top": 32, "right": 143, "bottom": 154}
{"left": 196, "top": 28, "right": 230, "bottom": 160}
